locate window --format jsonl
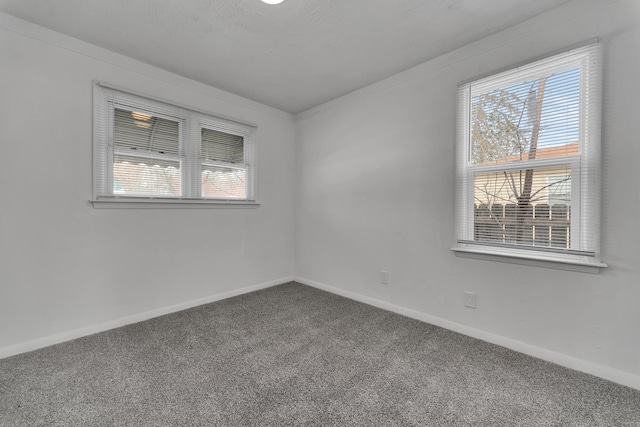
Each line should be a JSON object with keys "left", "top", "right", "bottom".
{"left": 454, "top": 42, "right": 605, "bottom": 269}
{"left": 93, "top": 84, "right": 257, "bottom": 205}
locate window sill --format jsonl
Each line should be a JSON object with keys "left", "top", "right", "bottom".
{"left": 90, "top": 197, "right": 260, "bottom": 209}
{"left": 451, "top": 245, "right": 607, "bottom": 274}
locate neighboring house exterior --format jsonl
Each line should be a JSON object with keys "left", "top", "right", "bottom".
{"left": 472, "top": 142, "right": 577, "bottom": 248}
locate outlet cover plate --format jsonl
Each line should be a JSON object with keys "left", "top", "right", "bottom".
{"left": 380, "top": 271, "right": 389, "bottom": 285}
{"left": 464, "top": 291, "right": 477, "bottom": 309}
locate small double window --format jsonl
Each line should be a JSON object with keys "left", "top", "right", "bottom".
{"left": 93, "top": 84, "right": 256, "bottom": 203}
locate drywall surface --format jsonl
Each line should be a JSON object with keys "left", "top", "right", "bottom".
{"left": 295, "top": 0, "right": 640, "bottom": 383}
{"left": 0, "top": 13, "right": 295, "bottom": 352}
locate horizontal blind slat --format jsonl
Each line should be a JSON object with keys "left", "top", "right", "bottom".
{"left": 114, "top": 108, "right": 180, "bottom": 155}
{"left": 201, "top": 128, "right": 244, "bottom": 164}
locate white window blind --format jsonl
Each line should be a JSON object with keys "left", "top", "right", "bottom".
{"left": 455, "top": 42, "right": 603, "bottom": 265}
{"left": 113, "top": 107, "right": 183, "bottom": 197}
{"left": 93, "top": 84, "right": 257, "bottom": 204}
{"left": 200, "top": 127, "right": 248, "bottom": 199}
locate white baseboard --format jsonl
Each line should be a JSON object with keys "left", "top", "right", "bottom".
{"left": 295, "top": 276, "right": 640, "bottom": 391}
{"left": 0, "top": 276, "right": 294, "bottom": 359}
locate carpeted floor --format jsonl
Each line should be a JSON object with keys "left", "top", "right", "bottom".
{"left": 1, "top": 282, "right": 639, "bottom": 426}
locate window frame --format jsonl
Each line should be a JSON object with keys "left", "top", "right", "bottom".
{"left": 452, "top": 42, "right": 606, "bottom": 272}
{"left": 198, "top": 117, "right": 253, "bottom": 201}
{"left": 92, "top": 82, "right": 258, "bottom": 208}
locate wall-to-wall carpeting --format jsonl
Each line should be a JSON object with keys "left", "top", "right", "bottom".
{"left": 1, "top": 282, "right": 639, "bottom": 426}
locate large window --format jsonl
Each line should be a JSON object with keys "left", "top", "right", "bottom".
{"left": 454, "top": 43, "right": 604, "bottom": 268}
{"left": 93, "top": 84, "right": 256, "bottom": 205}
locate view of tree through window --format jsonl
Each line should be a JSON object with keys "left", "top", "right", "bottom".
{"left": 456, "top": 43, "right": 601, "bottom": 263}
{"left": 470, "top": 67, "right": 580, "bottom": 249}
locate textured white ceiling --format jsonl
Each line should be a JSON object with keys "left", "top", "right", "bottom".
{"left": 0, "top": 0, "right": 572, "bottom": 113}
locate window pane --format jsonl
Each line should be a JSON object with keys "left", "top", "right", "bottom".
{"left": 201, "top": 128, "right": 244, "bottom": 164}
{"left": 473, "top": 166, "right": 571, "bottom": 248}
{"left": 201, "top": 166, "right": 246, "bottom": 199}
{"left": 114, "top": 155, "right": 181, "bottom": 196}
{"left": 114, "top": 108, "right": 180, "bottom": 155}
{"left": 471, "top": 67, "right": 580, "bottom": 165}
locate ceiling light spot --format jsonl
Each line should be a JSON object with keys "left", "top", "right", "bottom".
{"left": 261, "top": 0, "right": 284, "bottom": 4}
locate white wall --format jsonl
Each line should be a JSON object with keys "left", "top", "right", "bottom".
{"left": 0, "top": 13, "right": 295, "bottom": 354}
{"left": 295, "top": 0, "right": 640, "bottom": 388}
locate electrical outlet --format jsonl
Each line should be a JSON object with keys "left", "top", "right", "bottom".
{"left": 380, "top": 270, "right": 389, "bottom": 285}
{"left": 464, "top": 291, "right": 476, "bottom": 309}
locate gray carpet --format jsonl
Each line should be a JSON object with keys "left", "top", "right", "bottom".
{"left": 1, "top": 282, "right": 639, "bottom": 426}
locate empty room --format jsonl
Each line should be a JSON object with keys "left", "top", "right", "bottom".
{"left": 1, "top": 0, "right": 639, "bottom": 425}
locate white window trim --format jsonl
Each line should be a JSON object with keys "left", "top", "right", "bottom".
{"left": 90, "top": 198, "right": 259, "bottom": 209}
{"left": 452, "top": 42, "right": 606, "bottom": 272}
{"left": 92, "top": 82, "right": 259, "bottom": 208}
{"left": 452, "top": 245, "right": 607, "bottom": 274}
